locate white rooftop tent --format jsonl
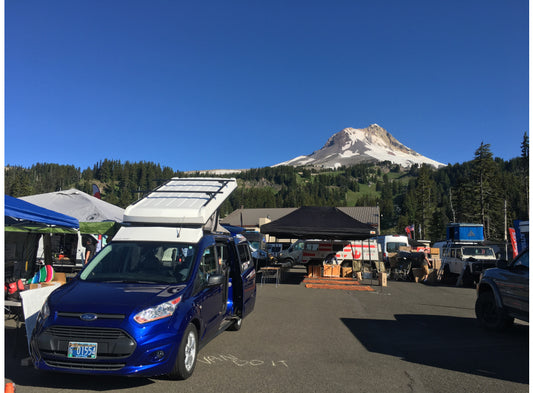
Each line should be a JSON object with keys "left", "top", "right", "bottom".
{"left": 116, "top": 178, "right": 237, "bottom": 244}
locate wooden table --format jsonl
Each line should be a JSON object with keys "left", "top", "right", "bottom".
{"left": 260, "top": 266, "right": 281, "bottom": 286}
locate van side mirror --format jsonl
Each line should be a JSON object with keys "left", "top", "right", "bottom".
{"left": 207, "top": 274, "right": 224, "bottom": 287}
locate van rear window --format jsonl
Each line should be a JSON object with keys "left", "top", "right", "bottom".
{"left": 386, "top": 242, "right": 408, "bottom": 252}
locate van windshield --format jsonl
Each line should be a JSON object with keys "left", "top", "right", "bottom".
{"left": 386, "top": 242, "right": 408, "bottom": 253}
{"left": 462, "top": 247, "right": 495, "bottom": 257}
{"left": 80, "top": 242, "right": 197, "bottom": 284}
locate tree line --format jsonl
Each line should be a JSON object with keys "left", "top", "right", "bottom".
{"left": 5, "top": 134, "right": 529, "bottom": 243}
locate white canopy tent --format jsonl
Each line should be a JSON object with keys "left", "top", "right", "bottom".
{"left": 20, "top": 189, "right": 123, "bottom": 222}
{"left": 20, "top": 189, "right": 124, "bottom": 234}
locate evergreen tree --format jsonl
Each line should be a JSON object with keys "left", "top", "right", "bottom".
{"left": 472, "top": 143, "right": 499, "bottom": 238}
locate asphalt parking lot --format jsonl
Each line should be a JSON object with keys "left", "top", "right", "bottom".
{"left": 5, "top": 266, "right": 529, "bottom": 393}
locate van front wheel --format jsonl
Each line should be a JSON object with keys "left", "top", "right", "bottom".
{"left": 168, "top": 323, "right": 198, "bottom": 380}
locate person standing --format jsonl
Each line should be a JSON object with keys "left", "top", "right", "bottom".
{"left": 421, "top": 252, "right": 432, "bottom": 282}
{"left": 85, "top": 238, "right": 96, "bottom": 264}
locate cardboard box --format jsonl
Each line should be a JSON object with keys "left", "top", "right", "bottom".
{"left": 374, "top": 261, "right": 386, "bottom": 273}
{"left": 323, "top": 264, "right": 340, "bottom": 278}
{"left": 430, "top": 248, "right": 440, "bottom": 256}
{"left": 307, "top": 265, "right": 321, "bottom": 278}
{"left": 54, "top": 272, "right": 67, "bottom": 284}
{"left": 341, "top": 267, "right": 353, "bottom": 278}
{"left": 29, "top": 281, "right": 63, "bottom": 290}
{"left": 355, "top": 271, "right": 363, "bottom": 281}
{"left": 352, "top": 260, "right": 362, "bottom": 272}
{"left": 378, "top": 272, "right": 387, "bottom": 286}
{"left": 431, "top": 257, "right": 441, "bottom": 271}
{"left": 399, "top": 246, "right": 412, "bottom": 252}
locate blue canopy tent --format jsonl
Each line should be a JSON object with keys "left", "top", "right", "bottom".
{"left": 5, "top": 195, "right": 79, "bottom": 230}
{"left": 5, "top": 195, "right": 79, "bottom": 280}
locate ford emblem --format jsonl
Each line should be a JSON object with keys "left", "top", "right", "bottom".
{"left": 80, "top": 313, "right": 98, "bottom": 321}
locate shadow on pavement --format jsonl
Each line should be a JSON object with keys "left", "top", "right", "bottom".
{"left": 341, "top": 314, "right": 529, "bottom": 384}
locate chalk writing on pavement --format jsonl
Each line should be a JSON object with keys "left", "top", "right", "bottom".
{"left": 198, "top": 354, "right": 288, "bottom": 368}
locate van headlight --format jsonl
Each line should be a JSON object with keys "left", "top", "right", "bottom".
{"left": 134, "top": 296, "right": 181, "bottom": 324}
{"left": 40, "top": 301, "right": 50, "bottom": 321}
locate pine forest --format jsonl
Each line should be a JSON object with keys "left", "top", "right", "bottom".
{"left": 5, "top": 138, "right": 529, "bottom": 244}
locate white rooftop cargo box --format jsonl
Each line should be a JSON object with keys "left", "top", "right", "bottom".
{"left": 123, "top": 177, "right": 237, "bottom": 225}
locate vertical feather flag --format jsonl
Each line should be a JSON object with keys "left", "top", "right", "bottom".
{"left": 92, "top": 184, "right": 101, "bottom": 199}
{"left": 508, "top": 228, "right": 518, "bottom": 258}
{"left": 405, "top": 224, "right": 415, "bottom": 239}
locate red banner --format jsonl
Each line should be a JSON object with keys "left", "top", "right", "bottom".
{"left": 508, "top": 228, "right": 518, "bottom": 258}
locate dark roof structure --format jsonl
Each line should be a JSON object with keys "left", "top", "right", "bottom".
{"left": 260, "top": 206, "right": 377, "bottom": 240}
{"left": 220, "top": 206, "right": 380, "bottom": 229}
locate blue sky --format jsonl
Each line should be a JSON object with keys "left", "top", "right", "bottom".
{"left": 5, "top": 0, "right": 529, "bottom": 172}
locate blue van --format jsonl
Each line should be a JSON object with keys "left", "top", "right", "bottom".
{"left": 30, "top": 178, "right": 256, "bottom": 379}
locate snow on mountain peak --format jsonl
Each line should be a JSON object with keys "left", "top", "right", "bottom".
{"left": 274, "top": 124, "right": 444, "bottom": 169}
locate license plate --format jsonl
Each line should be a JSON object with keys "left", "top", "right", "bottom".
{"left": 67, "top": 342, "right": 97, "bottom": 359}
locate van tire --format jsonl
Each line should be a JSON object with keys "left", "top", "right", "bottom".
{"left": 168, "top": 323, "right": 198, "bottom": 380}
{"left": 228, "top": 316, "right": 242, "bottom": 331}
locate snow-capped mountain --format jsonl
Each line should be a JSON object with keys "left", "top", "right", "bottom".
{"left": 274, "top": 124, "right": 444, "bottom": 169}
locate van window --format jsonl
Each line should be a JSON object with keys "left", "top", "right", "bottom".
{"left": 200, "top": 247, "right": 218, "bottom": 276}
{"left": 237, "top": 243, "right": 252, "bottom": 271}
{"left": 332, "top": 243, "right": 344, "bottom": 252}
{"left": 386, "top": 242, "right": 408, "bottom": 253}
{"left": 216, "top": 243, "right": 229, "bottom": 268}
{"left": 305, "top": 243, "right": 319, "bottom": 251}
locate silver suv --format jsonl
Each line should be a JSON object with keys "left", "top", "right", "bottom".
{"left": 475, "top": 249, "right": 529, "bottom": 331}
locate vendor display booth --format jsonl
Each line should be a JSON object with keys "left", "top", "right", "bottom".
{"left": 5, "top": 195, "right": 79, "bottom": 280}
{"left": 260, "top": 206, "right": 376, "bottom": 240}
{"left": 19, "top": 189, "right": 125, "bottom": 269}
{"left": 261, "top": 207, "right": 381, "bottom": 281}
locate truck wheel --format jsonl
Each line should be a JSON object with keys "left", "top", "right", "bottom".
{"left": 475, "top": 292, "right": 513, "bottom": 331}
{"left": 462, "top": 268, "right": 474, "bottom": 287}
{"left": 168, "top": 323, "right": 198, "bottom": 380}
{"left": 228, "top": 315, "right": 242, "bottom": 331}
{"left": 442, "top": 265, "right": 453, "bottom": 284}
{"left": 285, "top": 258, "right": 295, "bottom": 267}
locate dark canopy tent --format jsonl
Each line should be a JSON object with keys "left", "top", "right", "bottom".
{"left": 260, "top": 206, "right": 376, "bottom": 240}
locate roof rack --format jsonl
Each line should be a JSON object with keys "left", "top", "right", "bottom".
{"left": 123, "top": 177, "right": 237, "bottom": 226}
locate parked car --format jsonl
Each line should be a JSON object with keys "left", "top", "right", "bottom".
{"left": 475, "top": 248, "right": 529, "bottom": 331}
{"left": 30, "top": 178, "right": 256, "bottom": 379}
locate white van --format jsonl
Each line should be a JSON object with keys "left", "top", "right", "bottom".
{"left": 278, "top": 239, "right": 380, "bottom": 267}
{"left": 36, "top": 233, "right": 101, "bottom": 272}
{"left": 376, "top": 235, "right": 410, "bottom": 264}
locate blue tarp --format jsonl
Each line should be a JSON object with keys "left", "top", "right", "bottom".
{"left": 5, "top": 195, "right": 79, "bottom": 229}
{"left": 221, "top": 224, "right": 245, "bottom": 236}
